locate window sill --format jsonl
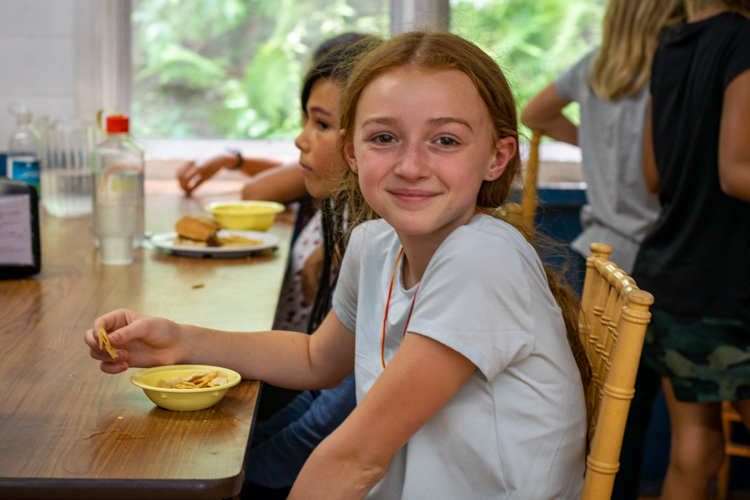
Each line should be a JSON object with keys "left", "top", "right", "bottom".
{"left": 140, "top": 138, "right": 585, "bottom": 184}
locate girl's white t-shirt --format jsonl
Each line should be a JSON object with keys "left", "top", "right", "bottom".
{"left": 333, "top": 215, "right": 586, "bottom": 500}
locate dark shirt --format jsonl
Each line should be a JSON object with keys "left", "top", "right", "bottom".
{"left": 633, "top": 13, "right": 750, "bottom": 321}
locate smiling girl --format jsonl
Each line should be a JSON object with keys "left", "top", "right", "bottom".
{"left": 86, "top": 32, "right": 589, "bottom": 500}
{"left": 296, "top": 31, "right": 590, "bottom": 499}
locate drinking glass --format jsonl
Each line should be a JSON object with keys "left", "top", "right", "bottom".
{"left": 40, "top": 117, "right": 100, "bottom": 218}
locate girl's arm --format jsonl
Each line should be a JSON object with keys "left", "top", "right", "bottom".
{"left": 85, "top": 308, "right": 354, "bottom": 390}
{"left": 520, "top": 83, "right": 578, "bottom": 146}
{"left": 718, "top": 69, "right": 750, "bottom": 202}
{"left": 241, "top": 162, "right": 309, "bottom": 202}
{"left": 288, "top": 332, "right": 476, "bottom": 499}
{"left": 643, "top": 97, "right": 660, "bottom": 194}
{"left": 177, "top": 152, "right": 284, "bottom": 195}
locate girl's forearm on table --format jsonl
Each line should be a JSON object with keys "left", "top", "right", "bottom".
{"left": 177, "top": 317, "right": 353, "bottom": 390}
{"left": 177, "top": 325, "right": 316, "bottom": 387}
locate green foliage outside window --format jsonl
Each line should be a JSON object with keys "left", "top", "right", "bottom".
{"left": 451, "top": 0, "right": 605, "bottom": 137}
{"left": 132, "top": 0, "right": 604, "bottom": 140}
{"left": 132, "top": 0, "right": 388, "bottom": 139}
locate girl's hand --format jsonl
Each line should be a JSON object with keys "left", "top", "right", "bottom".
{"left": 84, "top": 309, "right": 185, "bottom": 374}
{"left": 176, "top": 152, "right": 237, "bottom": 195}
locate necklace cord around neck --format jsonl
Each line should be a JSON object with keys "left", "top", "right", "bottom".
{"left": 381, "top": 247, "right": 421, "bottom": 369}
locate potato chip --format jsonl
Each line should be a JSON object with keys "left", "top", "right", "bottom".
{"left": 97, "top": 325, "right": 117, "bottom": 359}
{"left": 157, "top": 370, "right": 229, "bottom": 389}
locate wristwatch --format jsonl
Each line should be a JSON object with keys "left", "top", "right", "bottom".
{"left": 227, "top": 148, "right": 244, "bottom": 170}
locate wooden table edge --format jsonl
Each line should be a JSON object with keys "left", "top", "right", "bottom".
{"left": 0, "top": 381, "right": 266, "bottom": 499}
{"left": 0, "top": 475, "right": 243, "bottom": 500}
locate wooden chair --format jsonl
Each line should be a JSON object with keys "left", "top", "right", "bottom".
{"left": 717, "top": 401, "right": 750, "bottom": 500}
{"left": 579, "top": 243, "right": 655, "bottom": 500}
{"left": 505, "top": 130, "right": 541, "bottom": 230}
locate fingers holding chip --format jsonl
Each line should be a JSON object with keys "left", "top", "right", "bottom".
{"left": 97, "top": 325, "right": 118, "bottom": 359}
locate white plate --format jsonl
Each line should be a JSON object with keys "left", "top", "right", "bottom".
{"left": 149, "top": 230, "right": 280, "bottom": 259}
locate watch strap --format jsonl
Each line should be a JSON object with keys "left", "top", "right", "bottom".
{"left": 227, "top": 148, "right": 243, "bottom": 170}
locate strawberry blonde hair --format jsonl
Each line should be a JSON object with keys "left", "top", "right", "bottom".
{"left": 335, "top": 31, "right": 590, "bottom": 393}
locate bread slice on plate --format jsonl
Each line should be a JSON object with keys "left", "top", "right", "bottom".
{"left": 174, "top": 215, "right": 221, "bottom": 246}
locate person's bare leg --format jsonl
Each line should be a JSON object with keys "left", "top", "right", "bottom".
{"left": 660, "top": 378, "right": 724, "bottom": 500}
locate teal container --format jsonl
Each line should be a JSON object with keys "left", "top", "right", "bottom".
{"left": 9, "top": 156, "right": 40, "bottom": 195}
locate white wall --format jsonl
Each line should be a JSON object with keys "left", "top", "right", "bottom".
{"left": 0, "top": 0, "right": 77, "bottom": 151}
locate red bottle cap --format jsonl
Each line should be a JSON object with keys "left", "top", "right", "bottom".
{"left": 106, "top": 115, "right": 129, "bottom": 133}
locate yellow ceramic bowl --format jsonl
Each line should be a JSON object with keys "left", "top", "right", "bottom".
{"left": 204, "top": 200, "right": 285, "bottom": 231}
{"left": 130, "top": 365, "right": 241, "bottom": 411}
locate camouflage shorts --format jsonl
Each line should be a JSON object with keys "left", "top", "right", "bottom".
{"left": 641, "top": 309, "right": 750, "bottom": 403}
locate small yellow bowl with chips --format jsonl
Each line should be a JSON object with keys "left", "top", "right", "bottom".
{"left": 204, "top": 200, "right": 285, "bottom": 231}
{"left": 130, "top": 365, "right": 242, "bottom": 411}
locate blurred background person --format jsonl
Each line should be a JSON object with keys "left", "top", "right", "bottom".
{"left": 521, "top": 0, "right": 683, "bottom": 276}
{"left": 632, "top": 0, "right": 750, "bottom": 498}
{"left": 174, "top": 33, "right": 369, "bottom": 204}
{"left": 521, "top": 2, "right": 685, "bottom": 498}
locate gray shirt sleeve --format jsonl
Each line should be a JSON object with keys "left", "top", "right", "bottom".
{"left": 554, "top": 50, "right": 597, "bottom": 103}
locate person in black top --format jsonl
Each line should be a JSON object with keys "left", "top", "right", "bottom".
{"left": 632, "top": 0, "right": 750, "bottom": 497}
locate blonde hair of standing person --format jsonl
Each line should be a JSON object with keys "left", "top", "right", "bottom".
{"left": 590, "top": 0, "right": 685, "bottom": 100}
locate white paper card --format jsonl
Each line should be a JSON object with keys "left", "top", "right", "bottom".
{"left": 0, "top": 194, "right": 34, "bottom": 266}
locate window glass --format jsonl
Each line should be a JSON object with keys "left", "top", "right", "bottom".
{"left": 450, "top": 0, "right": 606, "bottom": 132}
{"left": 132, "top": 0, "right": 389, "bottom": 139}
{"left": 133, "top": 0, "right": 604, "bottom": 140}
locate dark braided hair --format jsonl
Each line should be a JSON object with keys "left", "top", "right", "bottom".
{"left": 302, "top": 34, "right": 383, "bottom": 334}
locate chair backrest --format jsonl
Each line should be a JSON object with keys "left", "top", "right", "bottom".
{"left": 504, "top": 130, "right": 541, "bottom": 230}
{"left": 520, "top": 130, "right": 541, "bottom": 229}
{"left": 579, "top": 243, "right": 654, "bottom": 500}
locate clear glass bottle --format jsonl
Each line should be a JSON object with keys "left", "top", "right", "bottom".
{"left": 7, "top": 103, "right": 41, "bottom": 195}
{"left": 91, "top": 114, "right": 144, "bottom": 250}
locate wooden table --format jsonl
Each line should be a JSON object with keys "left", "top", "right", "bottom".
{"left": 0, "top": 180, "right": 294, "bottom": 499}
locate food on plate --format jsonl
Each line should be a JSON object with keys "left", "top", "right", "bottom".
{"left": 172, "top": 215, "right": 263, "bottom": 248}
{"left": 97, "top": 324, "right": 117, "bottom": 359}
{"left": 216, "top": 234, "right": 263, "bottom": 247}
{"left": 172, "top": 236, "right": 214, "bottom": 247}
{"left": 174, "top": 215, "right": 221, "bottom": 246}
{"left": 157, "top": 370, "right": 229, "bottom": 389}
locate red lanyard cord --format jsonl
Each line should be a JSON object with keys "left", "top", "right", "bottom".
{"left": 381, "top": 247, "right": 420, "bottom": 369}
{"left": 379, "top": 213, "right": 485, "bottom": 368}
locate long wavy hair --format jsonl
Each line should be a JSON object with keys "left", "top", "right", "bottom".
{"left": 302, "top": 34, "right": 383, "bottom": 334}
{"left": 590, "top": 0, "right": 685, "bottom": 100}
{"left": 336, "top": 31, "right": 591, "bottom": 393}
